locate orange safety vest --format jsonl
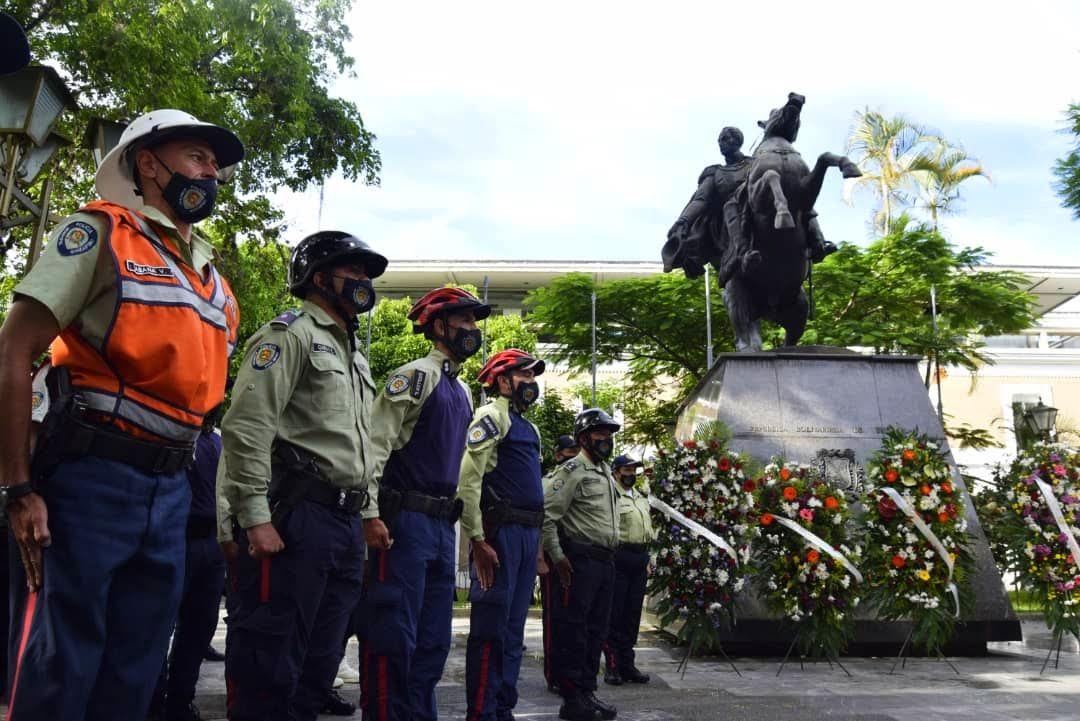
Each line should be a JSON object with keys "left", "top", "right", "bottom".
{"left": 50, "top": 200, "right": 239, "bottom": 444}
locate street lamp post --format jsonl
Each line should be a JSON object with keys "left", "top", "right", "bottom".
{"left": 1023, "top": 399, "right": 1059, "bottom": 442}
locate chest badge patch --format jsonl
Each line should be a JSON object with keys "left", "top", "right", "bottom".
{"left": 56, "top": 221, "right": 98, "bottom": 256}
{"left": 251, "top": 342, "right": 281, "bottom": 370}
{"left": 386, "top": 373, "right": 410, "bottom": 396}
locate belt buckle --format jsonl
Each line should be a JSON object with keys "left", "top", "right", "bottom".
{"left": 337, "top": 489, "right": 347, "bottom": 508}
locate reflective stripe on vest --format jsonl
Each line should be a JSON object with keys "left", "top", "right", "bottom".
{"left": 50, "top": 201, "right": 238, "bottom": 444}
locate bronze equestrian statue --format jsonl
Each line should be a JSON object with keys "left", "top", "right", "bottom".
{"left": 663, "top": 93, "right": 861, "bottom": 352}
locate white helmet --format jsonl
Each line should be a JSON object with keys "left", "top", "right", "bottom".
{"left": 94, "top": 108, "right": 244, "bottom": 209}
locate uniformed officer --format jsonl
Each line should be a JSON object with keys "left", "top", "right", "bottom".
{"left": 542, "top": 409, "right": 622, "bottom": 721}
{"left": 542, "top": 433, "right": 579, "bottom": 693}
{"left": 0, "top": 109, "right": 242, "bottom": 720}
{"left": 360, "top": 286, "right": 490, "bottom": 721}
{"left": 458, "top": 348, "right": 547, "bottom": 721}
{"left": 601, "top": 455, "right": 655, "bottom": 687}
{"left": 218, "top": 230, "right": 386, "bottom": 721}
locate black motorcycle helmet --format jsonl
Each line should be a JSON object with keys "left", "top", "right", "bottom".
{"left": 288, "top": 231, "right": 388, "bottom": 299}
{"left": 573, "top": 408, "right": 620, "bottom": 442}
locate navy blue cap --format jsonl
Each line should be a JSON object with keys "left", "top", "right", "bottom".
{"left": 555, "top": 435, "right": 578, "bottom": 452}
{"left": 612, "top": 454, "right": 642, "bottom": 470}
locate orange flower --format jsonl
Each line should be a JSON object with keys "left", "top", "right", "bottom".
{"left": 891, "top": 555, "right": 906, "bottom": 568}
{"left": 806, "top": 549, "right": 821, "bottom": 564}
{"left": 938, "top": 511, "right": 950, "bottom": 523}
{"left": 761, "top": 513, "right": 774, "bottom": 526}
{"left": 941, "top": 481, "right": 953, "bottom": 494}
{"left": 920, "top": 484, "right": 932, "bottom": 496}
{"left": 884, "top": 468, "right": 899, "bottom": 483}
{"left": 902, "top": 449, "right": 917, "bottom": 462}
{"left": 779, "top": 467, "right": 792, "bottom": 481}
{"left": 782, "top": 486, "right": 798, "bottom": 501}
{"left": 824, "top": 496, "right": 839, "bottom": 510}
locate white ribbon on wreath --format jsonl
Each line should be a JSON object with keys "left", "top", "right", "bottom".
{"left": 1033, "top": 478, "right": 1080, "bottom": 574}
{"left": 771, "top": 515, "right": 864, "bottom": 584}
{"left": 880, "top": 487, "right": 960, "bottom": 617}
{"left": 649, "top": 496, "right": 741, "bottom": 564}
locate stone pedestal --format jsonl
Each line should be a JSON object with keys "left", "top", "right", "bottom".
{"left": 675, "top": 348, "right": 1020, "bottom": 653}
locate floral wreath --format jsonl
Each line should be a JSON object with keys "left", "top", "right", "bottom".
{"left": 751, "top": 460, "right": 863, "bottom": 660}
{"left": 863, "top": 427, "right": 972, "bottom": 656}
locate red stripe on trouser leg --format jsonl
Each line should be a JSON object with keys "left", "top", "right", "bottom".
{"left": 260, "top": 556, "right": 271, "bottom": 602}
{"left": 601, "top": 641, "right": 617, "bottom": 669}
{"left": 542, "top": 573, "right": 552, "bottom": 680}
{"left": 226, "top": 676, "right": 235, "bottom": 713}
{"left": 377, "top": 656, "right": 389, "bottom": 721}
{"left": 360, "top": 640, "right": 370, "bottom": 711}
{"left": 468, "top": 641, "right": 492, "bottom": 721}
{"left": 4, "top": 590, "right": 40, "bottom": 721}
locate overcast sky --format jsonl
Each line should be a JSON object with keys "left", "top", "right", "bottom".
{"left": 275, "top": 0, "right": 1080, "bottom": 266}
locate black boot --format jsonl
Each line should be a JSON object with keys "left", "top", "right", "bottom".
{"left": 321, "top": 689, "right": 357, "bottom": 716}
{"left": 585, "top": 691, "right": 618, "bottom": 720}
{"left": 603, "top": 666, "right": 623, "bottom": 686}
{"left": 203, "top": 645, "right": 226, "bottom": 662}
{"left": 621, "top": 666, "right": 650, "bottom": 684}
{"left": 164, "top": 703, "right": 203, "bottom": 721}
{"left": 559, "top": 694, "right": 601, "bottom": 721}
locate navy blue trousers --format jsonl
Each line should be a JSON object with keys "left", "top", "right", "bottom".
{"left": 152, "top": 533, "right": 226, "bottom": 713}
{"left": 224, "top": 500, "right": 364, "bottom": 721}
{"left": 6, "top": 456, "right": 190, "bottom": 721}
{"left": 601, "top": 547, "right": 648, "bottom": 673}
{"left": 361, "top": 510, "right": 455, "bottom": 721}
{"left": 549, "top": 549, "right": 614, "bottom": 698}
{"left": 464, "top": 523, "right": 539, "bottom": 721}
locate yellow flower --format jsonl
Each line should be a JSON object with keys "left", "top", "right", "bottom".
{"left": 916, "top": 570, "right": 931, "bottom": 581}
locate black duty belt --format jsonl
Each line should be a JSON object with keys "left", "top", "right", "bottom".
{"left": 502, "top": 506, "right": 544, "bottom": 528}
{"left": 561, "top": 534, "right": 615, "bottom": 562}
{"left": 305, "top": 482, "right": 369, "bottom": 515}
{"left": 55, "top": 414, "right": 194, "bottom": 475}
{"left": 618, "top": 542, "right": 649, "bottom": 553}
{"left": 400, "top": 490, "right": 463, "bottom": 522}
{"left": 186, "top": 516, "right": 217, "bottom": 539}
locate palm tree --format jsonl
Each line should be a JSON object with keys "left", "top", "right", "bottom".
{"left": 843, "top": 109, "right": 942, "bottom": 235}
{"left": 909, "top": 143, "right": 990, "bottom": 230}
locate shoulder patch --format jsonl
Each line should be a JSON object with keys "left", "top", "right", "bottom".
{"left": 311, "top": 342, "right": 336, "bottom": 355}
{"left": 468, "top": 415, "right": 501, "bottom": 446}
{"left": 552, "top": 477, "right": 565, "bottom": 491}
{"left": 411, "top": 369, "right": 427, "bottom": 399}
{"left": 271, "top": 310, "right": 303, "bottom": 327}
{"left": 251, "top": 342, "right": 281, "bottom": 370}
{"left": 56, "top": 221, "right": 98, "bottom": 257}
{"left": 31, "top": 390, "right": 45, "bottom": 411}
{"left": 386, "top": 373, "right": 411, "bottom": 396}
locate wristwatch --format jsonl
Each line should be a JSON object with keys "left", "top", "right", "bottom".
{"left": 0, "top": 482, "right": 36, "bottom": 512}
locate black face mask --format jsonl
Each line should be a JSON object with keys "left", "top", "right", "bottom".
{"left": 511, "top": 380, "right": 540, "bottom": 412}
{"left": 336, "top": 276, "right": 376, "bottom": 314}
{"left": 152, "top": 154, "right": 218, "bottom": 223}
{"left": 618, "top": 472, "right": 636, "bottom": 487}
{"left": 585, "top": 436, "right": 614, "bottom": 460}
{"left": 447, "top": 326, "right": 482, "bottom": 361}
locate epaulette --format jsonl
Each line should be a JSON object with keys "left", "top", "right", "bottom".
{"left": 271, "top": 309, "right": 303, "bottom": 327}
{"left": 562, "top": 460, "right": 578, "bottom": 472}
{"left": 697, "top": 164, "right": 720, "bottom": 185}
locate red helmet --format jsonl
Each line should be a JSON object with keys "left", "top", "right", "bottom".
{"left": 477, "top": 349, "right": 545, "bottom": 387}
{"left": 408, "top": 287, "right": 491, "bottom": 333}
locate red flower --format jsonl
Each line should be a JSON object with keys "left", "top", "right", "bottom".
{"left": 782, "top": 486, "right": 798, "bottom": 501}
{"left": 920, "top": 484, "right": 932, "bottom": 496}
{"left": 779, "top": 468, "right": 792, "bottom": 481}
{"left": 938, "top": 511, "right": 949, "bottom": 523}
{"left": 742, "top": 479, "right": 756, "bottom": 492}
{"left": 683, "top": 440, "right": 697, "bottom": 449}
{"left": 941, "top": 481, "right": 953, "bottom": 494}
{"left": 806, "top": 549, "right": 821, "bottom": 564}
{"left": 708, "top": 440, "right": 719, "bottom": 450}
{"left": 719, "top": 457, "right": 732, "bottom": 472}
{"left": 824, "top": 496, "right": 839, "bottom": 510}
{"left": 761, "top": 513, "right": 775, "bottom": 526}
{"left": 884, "top": 468, "right": 899, "bottom": 483}
{"left": 891, "top": 555, "right": 906, "bottom": 568}
{"left": 877, "top": 496, "right": 899, "bottom": 520}
{"left": 902, "top": 449, "right": 917, "bottom": 462}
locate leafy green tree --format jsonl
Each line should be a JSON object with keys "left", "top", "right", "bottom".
{"left": 909, "top": 143, "right": 990, "bottom": 230}
{"left": 4, "top": 0, "right": 379, "bottom": 266}
{"left": 527, "top": 391, "right": 578, "bottom": 473}
{"left": 1054, "top": 103, "right": 1080, "bottom": 218}
{"left": 570, "top": 380, "right": 623, "bottom": 417}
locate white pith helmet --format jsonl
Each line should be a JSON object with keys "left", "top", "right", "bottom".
{"left": 94, "top": 108, "right": 244, "bottom": 209}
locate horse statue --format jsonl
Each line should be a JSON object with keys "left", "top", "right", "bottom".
{"left": 664, "top": 93, "right": 861, "bottom": 352}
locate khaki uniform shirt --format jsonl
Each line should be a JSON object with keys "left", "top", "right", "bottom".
{"left": 541, "top": 450, "right": 619, "bottom": 563}
{"left": 616, "top": 483, "right": 656, "bottom": 545}
{"left": 363, "top": 348, "right": 471, "bottom": 519}
{"left": 219, "top": 301, "right": 377, "bottom": 529}
{"left": 15, "top": 205, "right": 215, "bottom": 334}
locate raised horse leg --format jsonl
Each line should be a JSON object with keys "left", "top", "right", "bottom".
{"left": 723, "top": 276, "right": 762, "bottom": 352}
{"left": 748, "top": 168, "right": 795, "bottom": 230}
{"left": 801, "top": 152, "right": 862, "bottom": 208}
{"left": 769, "top": 287, "right": 809, "bottom": 348}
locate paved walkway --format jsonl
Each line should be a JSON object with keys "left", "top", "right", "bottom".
{"left": 184, "top": 613, "right": 1080, "bottom": 721}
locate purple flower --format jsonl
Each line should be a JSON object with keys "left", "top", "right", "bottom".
{"left": 1024, "top": 477, "right": 1035, "bottom": 486}
{"left": 1034, "top": 544, "right": 1052, "bottom": 558}
{"left": 1060, "top": 533, "right": 1071, "bottom": 545}
{"left": 1050, "top": 453, "right": 1061, "bottom": 463}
